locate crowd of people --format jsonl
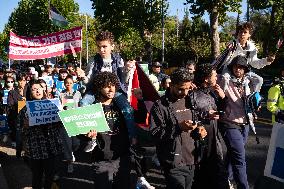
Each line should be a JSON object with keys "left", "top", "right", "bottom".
{"left": 0, "top": 22, "right": 279, "bottom": 189}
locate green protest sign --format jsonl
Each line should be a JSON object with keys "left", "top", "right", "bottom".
{"left": 58, "top": 103, "right": 110, "bottom": 137}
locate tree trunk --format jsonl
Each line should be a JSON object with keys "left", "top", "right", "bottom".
{"left": 210, "top": 6, "right": 220, "bottom": 59}
{"left": 263, "top": 5, "right": 276, "bottom": 56}
{"left": 236, "top": 12, "right": 240, "bottom": 38}
{"left": 246, "top": 0, "right": 250, "bottom": 22}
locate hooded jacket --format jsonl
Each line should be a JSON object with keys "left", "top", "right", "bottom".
{"left": 222, "top": 39, "right": 270, "bottom": 71}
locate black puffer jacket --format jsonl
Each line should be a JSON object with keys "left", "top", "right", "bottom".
{"left": 190, "top": 88, "right": 229, "bottom": 189}
{"left": 189, "top": 88, "right": 223, "bottom": 158}
{"left": 150, "top": 90, "right": 196, "bottom": 170}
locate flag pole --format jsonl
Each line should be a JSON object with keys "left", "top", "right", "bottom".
{"left": 79, "top": 29, "right": 82, "bottom": 68}
{"left": 8, "top": 59, "right": 10, "bottom": 69}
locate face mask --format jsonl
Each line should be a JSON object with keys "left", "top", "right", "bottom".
{"left": 7, "top": 83, "right": 14, "bottom": 87}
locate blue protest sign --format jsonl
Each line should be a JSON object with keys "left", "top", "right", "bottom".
{"left": 55, "top": 80, "right": 65, "bottom": 93}
{"left": 2, "top": 90, "right": 9, "bottom": 105}
{"left": 40, "top": 76, "right": 54, "bottom": 88}
{"left": 26, "top": 98, "right": 62, "bottom": 126}
{"left": 73, "top": 83, "right": 79, "bottom": 91}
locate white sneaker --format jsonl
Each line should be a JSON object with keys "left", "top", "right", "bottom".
{"left": 84, "top": 139, "right": 97, "bottom": 152}
{"left": 136, "top": 177, "right": 155, "bottom": 189}
{"left": 67, "top": 163, "right": 74, "bottom": 173}
{"left": 228, "top": 180, "right": 235, "bottom": 189}
{"left": 71, "top": 152, "right": 76, "bottom": 162}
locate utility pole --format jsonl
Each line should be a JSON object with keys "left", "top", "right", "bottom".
{"left": 176, "top": 9, "right": 179, "bottom": 37}
{"left": 246, "top": 0, "right": 250, "bottom": 22}
{"left": 70, "top": 12, "right": 89, "bottom": 67}
{"left": 85, "top": 14, "right": 89, "bottom": 65}
{"left": 161, "top": 0, "right": 165, "bottom": 63}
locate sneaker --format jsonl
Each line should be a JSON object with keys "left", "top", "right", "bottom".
{"left": 53, "top": 174, "right": 60, "bottom": 181}
{"left": 67, "top": 163, "right": 74, "bottom": 173}
{"left": 136, "top": 177, "right": 155, "bottom": 189}
{"left": 2, "top": 135, "right": 8, "bottom": 143}
{"left": 71, "top": 152, "right": 76, "bottom": 162}
{"left": 84, "top": 139, "right": 97, "bottom": 152}
{"left": 11, "top": 142, "right": 16, "bottom": 148}
{"left": 228, "top": 180, "right": 235, "bottom": 189}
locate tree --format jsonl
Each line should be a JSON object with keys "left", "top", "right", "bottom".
{"left": 184, "top": 0, "right": 242, "bottom": 59}
{"left": 179, "top": 9, "right": 191, "bottom": 41}
{"left": 91, "top": 0, "right": 168, "bottom": 62}
{"left": 7, "top": 0, "right": 79, "bottom": 36}
{"left": 249, "top": 0, "right": 284, "bottom": 55}
{"left": 219, "top": 16, "right": 237, "bottom": 44}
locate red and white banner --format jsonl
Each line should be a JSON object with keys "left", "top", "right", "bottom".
{"left": 9, "top": 26, "right": 82, "bottom": 60}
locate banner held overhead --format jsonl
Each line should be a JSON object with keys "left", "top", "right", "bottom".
{"left": 9, "top": 26, "right": 82, "bottom": 60}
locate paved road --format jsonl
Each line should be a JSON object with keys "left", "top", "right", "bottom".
{"left": 0, "top": 109, "right": 273, "bottom": 189}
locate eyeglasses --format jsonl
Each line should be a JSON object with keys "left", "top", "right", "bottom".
{"left": 7, "top": 81, "right": 14, "bottom": 83}
{"left": 31, "top": 88, "right": 44, "bottom": 92}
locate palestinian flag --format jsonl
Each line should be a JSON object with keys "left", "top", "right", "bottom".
{"left": 128, "top": 63, "right": 160, "bottom": 142}
{"left": 49, "top": 5, "right": 68, "bottom": 27}
{"left": 128, "top": 62, "right": 160, "bottom": 111}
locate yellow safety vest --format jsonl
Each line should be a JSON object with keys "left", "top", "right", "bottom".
{"left": 267, "top": 84, "right": 284, "bottom": 123}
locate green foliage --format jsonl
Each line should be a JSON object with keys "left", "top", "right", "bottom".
{"left": 117, "top": 28, "right": 144, "bottom": 60}
{"left": 91, "top": 0, "right": 168, "bottom": 40}
{"left": 249, "top": 0, "right": 284, "bottom": 56}
{"left": 90, "top": 0, "right": 169, "bottom": 63}
{"left": 219, "top": 16, "right": 237, "bottom": 43}
{"left": 185, "top": 0, "right": 242, "bottom": 24}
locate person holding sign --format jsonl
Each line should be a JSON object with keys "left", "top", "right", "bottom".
{"left": 7, "top": 73, "right": 27, "bottom": 154}
{"left": 0, "top": 76, "right": 15, "bottom": 143}
{"left": 0, "top": 76, "right": 15, "bottom": 115}
{"left": 19, "top": 79, "right": 63, "bottom": 189}
{"left": 59, "top": 75, "right": 81, "bottom": 173}
{"left": 85, "top": 72, "right": 133, "bottom": 189}
{"left": 53, "top": 68, "right": 68, "bottom": 97}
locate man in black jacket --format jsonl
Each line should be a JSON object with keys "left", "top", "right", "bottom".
{"left": 191, "top": 63, "right": 229, "bottom": 189}
{"left": 150, "top": 68, "right": 207, "bottom": 189}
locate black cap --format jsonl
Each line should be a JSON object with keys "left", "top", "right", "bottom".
{"left": 228, "top": 55, "right": 249, "bottom": 73}
{"left": 152, "top": 61, "right": 162, "bottom": 67}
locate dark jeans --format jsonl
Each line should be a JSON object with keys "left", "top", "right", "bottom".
{"left": 59, "top": 127, "right": 80, "bottom": 161}
{"left": 16, "top": 126, "right": 23, "bottom": 158}
{"left": 220, "top": 125, "right": 249, "bottom": 189}
{"left": 164, "top": 165, "right": 195, "bottom": 189}
{"left": 30, "top": 157, "right": 57, "bottom": 189}
{"left": 93, "top": 156, "right": 131, "bottom": 189}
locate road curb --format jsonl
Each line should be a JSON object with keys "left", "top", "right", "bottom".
{"left": 255, "top": 175, "right": 284, "bottom": 189}
{"left": 0, "top": 163, "right": 9, "bottom": 189}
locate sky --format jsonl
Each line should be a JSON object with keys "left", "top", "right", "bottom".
{"left": 0, "top": 0, "right": 247, "bottom": 33}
